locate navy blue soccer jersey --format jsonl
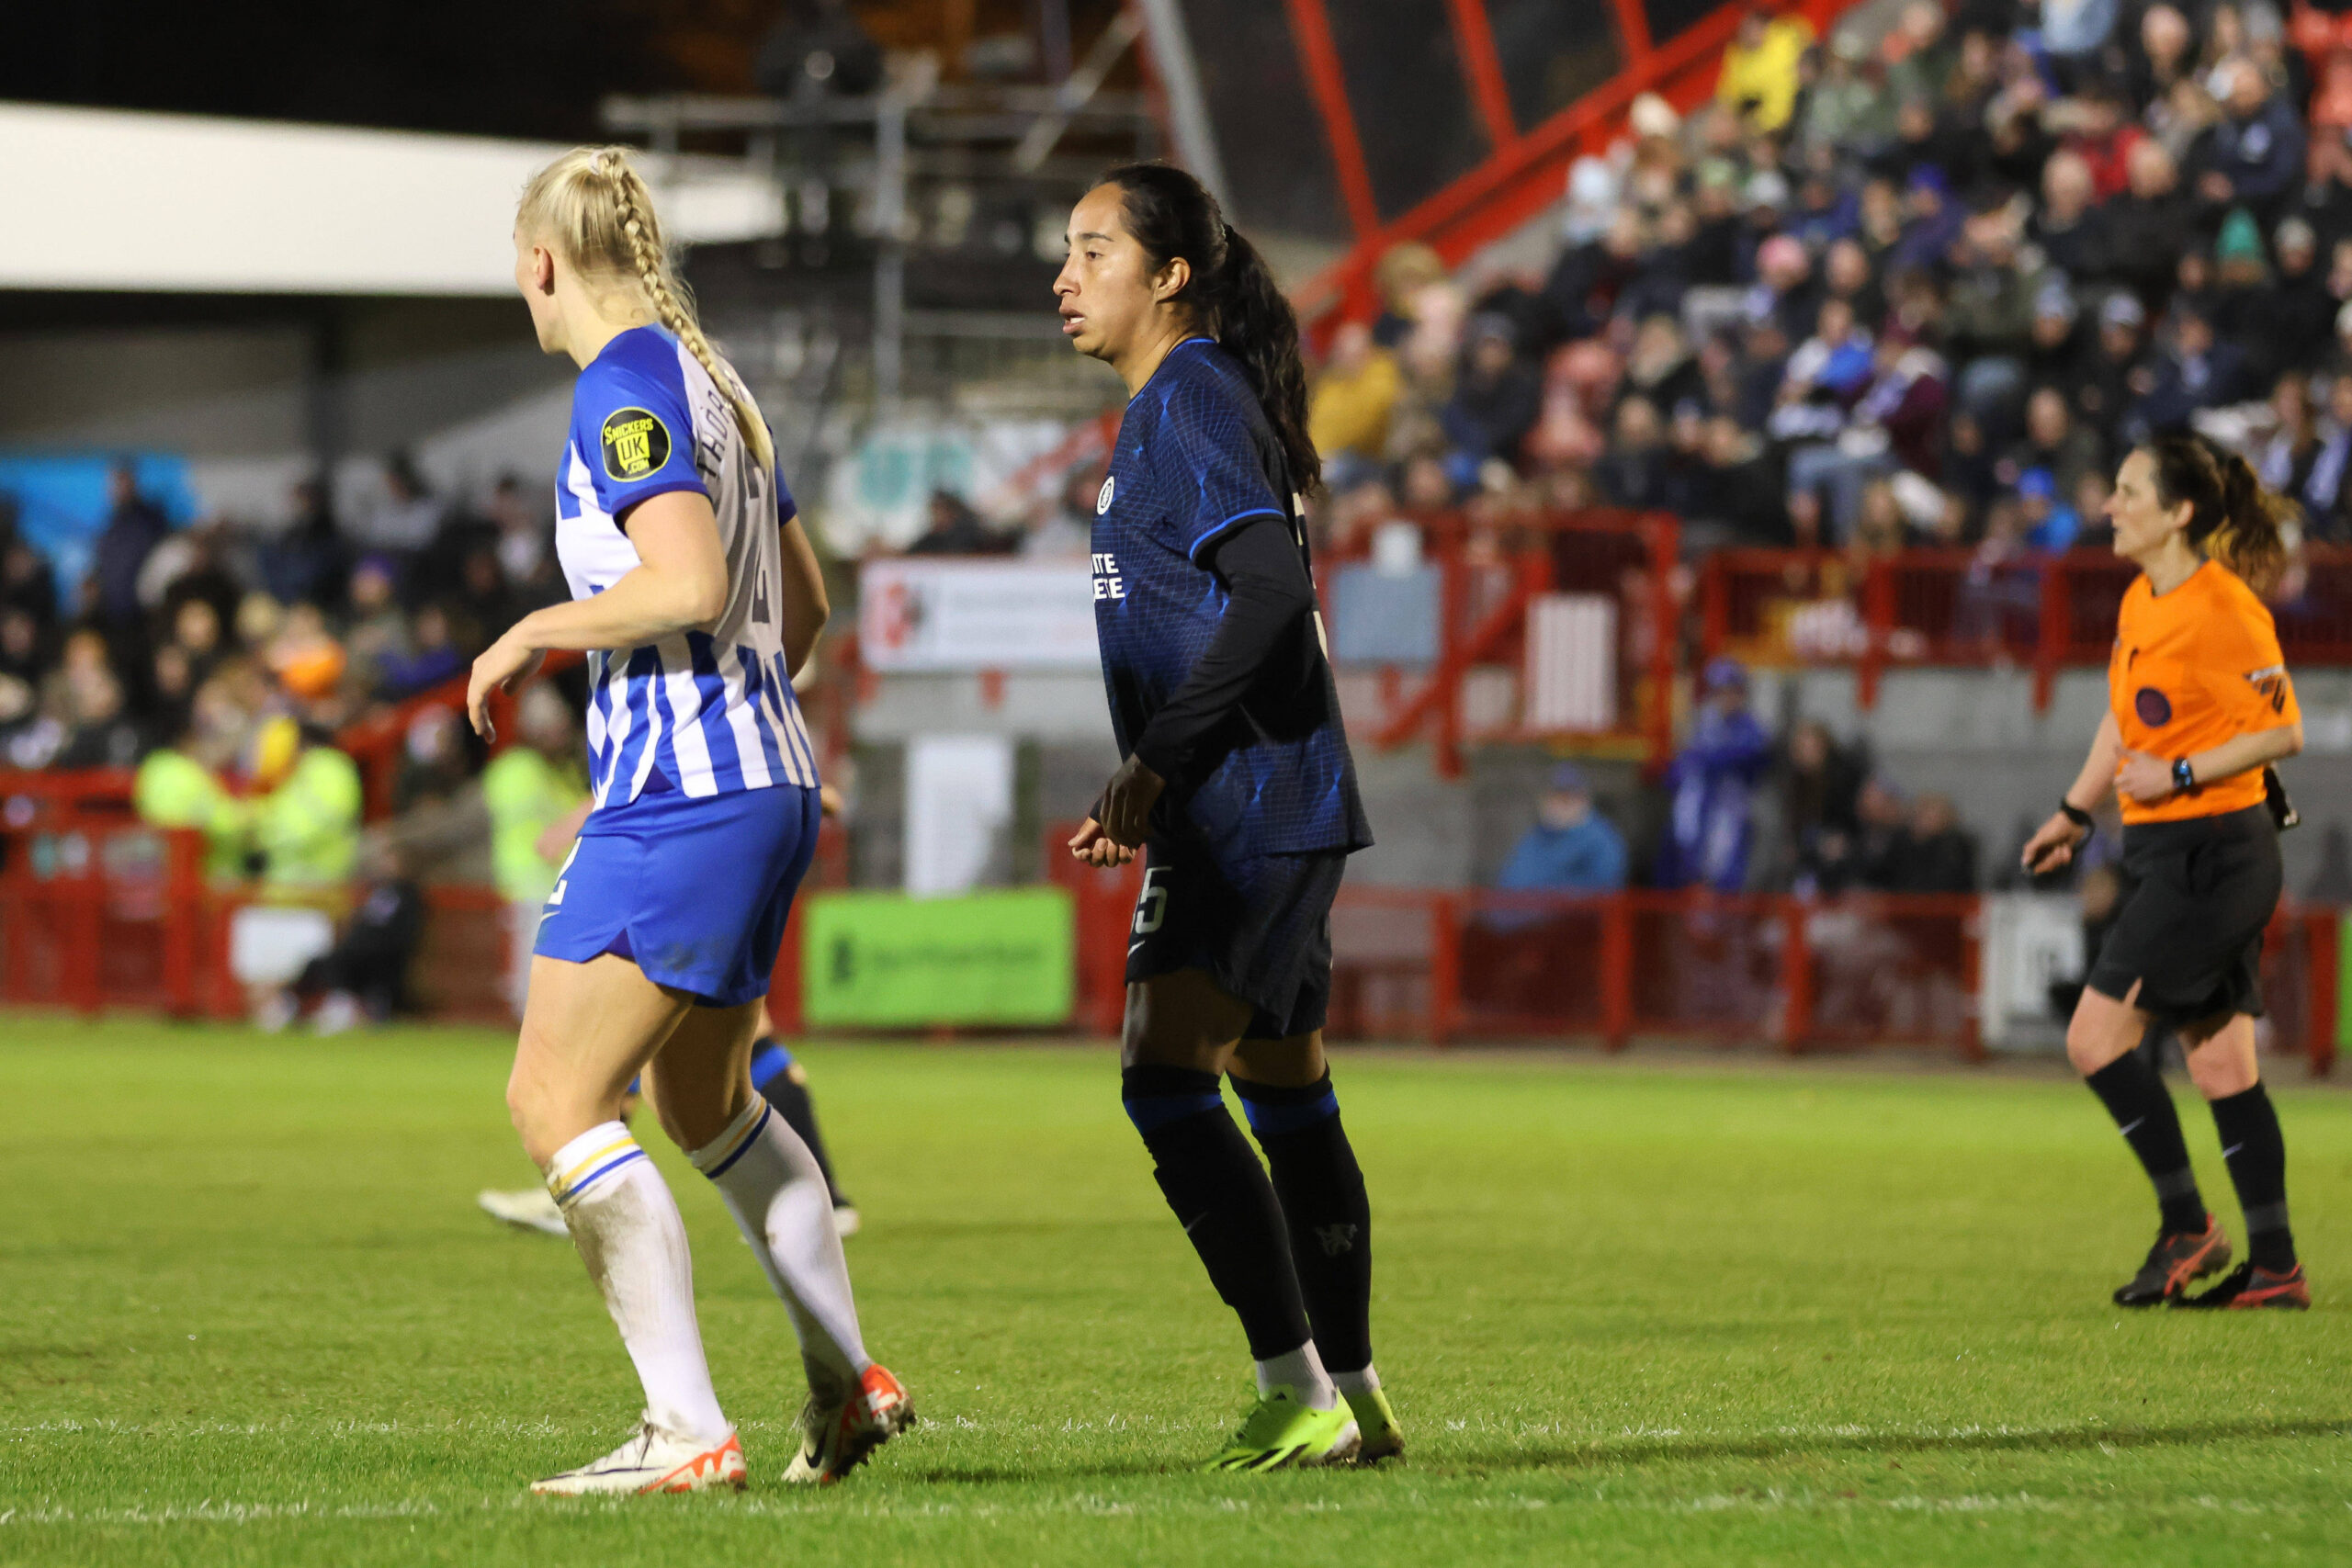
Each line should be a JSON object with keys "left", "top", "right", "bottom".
{"left": 1091, "top": 337, "right": 1371, "bottom": 863}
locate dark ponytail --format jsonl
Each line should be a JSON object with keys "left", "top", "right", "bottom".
{"left": 2138, "top": 432, "right": 2292, "bottom": 593}
{"left": 1098, "top": 161, "right": 1321, "bottom": 497}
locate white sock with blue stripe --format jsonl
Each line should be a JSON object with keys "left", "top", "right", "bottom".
{"left": 543, "top": 1121, "right": 729, "bottom": 1444}
{"left": 690, "top": 1096, "right": 870, "bottom": 1399}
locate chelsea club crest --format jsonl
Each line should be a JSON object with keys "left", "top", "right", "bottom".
{"left": 1096, "top": 475, "right": 1115, "bottom": 514}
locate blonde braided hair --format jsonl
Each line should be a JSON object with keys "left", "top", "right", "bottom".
{"left": 517, "top": 145, "right": 775, "bottom": 470}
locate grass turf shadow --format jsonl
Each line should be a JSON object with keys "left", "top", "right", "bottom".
{"left": 1450, "top": 1416, "right": 2352, "bottom": 1474}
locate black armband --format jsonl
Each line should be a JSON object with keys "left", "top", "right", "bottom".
{"left": 2057, "top": 799, "right": 2093, "bottom": 830}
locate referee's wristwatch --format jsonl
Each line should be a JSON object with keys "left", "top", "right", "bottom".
{"left": 2171, "top": 756, "right": 2197, "bottom": 795}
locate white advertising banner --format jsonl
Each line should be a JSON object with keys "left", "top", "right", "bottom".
{"left": 858, "top": 559, "right": 1099, "bottom": 671}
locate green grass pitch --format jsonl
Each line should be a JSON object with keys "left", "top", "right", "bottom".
{"left": 3, "top": 1018, "right": 2349, "bottom": 1566}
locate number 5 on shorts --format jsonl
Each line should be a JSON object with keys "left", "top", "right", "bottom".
{"left": 1133, "top": 865, "right": 1169, "bottom": 936}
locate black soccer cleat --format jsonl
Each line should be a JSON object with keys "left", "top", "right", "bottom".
{"left": 2174, "top": 1261, "right": 2311, "bottom": 1311}
{"left": 2112, "top": 1215, "right": 2233, "bottom": 1306}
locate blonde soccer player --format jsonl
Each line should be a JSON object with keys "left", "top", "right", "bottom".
{"left": 468, "top": 146, "right": 910, "bottom": 1495}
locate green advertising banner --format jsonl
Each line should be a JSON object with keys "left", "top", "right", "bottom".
{"left": 802, "top": 887, "right": 1075, "bottom": 1029}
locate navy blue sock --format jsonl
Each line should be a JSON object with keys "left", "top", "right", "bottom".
{"left": 2210, "top": 1084, "right": 2295, "bottom": 1272}
{"left": 750, "top": 1038, "right": 846, "bottom": 1207}
{"left": 1122, "top": 1065, "right": 1311, "bottom": 1360}
{"left": 1233, "top": 1072, "right": 1373, "bottom": 1375}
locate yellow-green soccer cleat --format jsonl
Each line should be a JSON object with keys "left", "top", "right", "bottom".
{"left": 1344, "top": 1386, "right": 1402, "bottom": 1463}
{"left": 1202, "top": 1387, "right": 1361, "bottom": 1472}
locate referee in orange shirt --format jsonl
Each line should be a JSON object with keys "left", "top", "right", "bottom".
{"left": 2023, "top": 434, "right": 2309, "bottom": 1310}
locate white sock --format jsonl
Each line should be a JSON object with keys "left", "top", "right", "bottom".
{"left": 543, "top": 1122, "right": 729, "bottom": 1443}
{"left": 1331, "top": 1363, "right": 1380, "bottom": 1400}
{"left": 690, "top": 1096, "right": 870, "bottom": 1398}
{"left": 1253, "top": 1342, "right": 1339, "bottom": 1411}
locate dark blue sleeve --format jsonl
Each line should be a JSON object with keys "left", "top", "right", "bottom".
{"left": 1153, "top": 374, "right": 1289, "bottom": 563}
{"left": 574, "top": 357, "right": 707, "bottom": 526}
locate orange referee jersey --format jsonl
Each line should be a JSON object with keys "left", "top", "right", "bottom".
{"left": 2109, "top": 559, "right": 2300, "bottom": 825}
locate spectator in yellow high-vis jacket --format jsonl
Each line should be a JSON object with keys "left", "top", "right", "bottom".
{"left": 249, "top": 716, "right": 363, "bottom": 897}
{"left": 1716, "top": 6, "right": 1815, "bottom": 133}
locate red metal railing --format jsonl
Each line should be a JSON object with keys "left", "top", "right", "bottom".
{"left": 5, "top": 818, "right": 2337, "bottom": 1077}
{"left": 1293, "top": 0, "right": 1868, "bottom": 329}
{"left": 1700, "top": 546, "right": 2352, "bottom": 708}
{"left": 1336, "top": 508, "right": 1679, "bottom": 773}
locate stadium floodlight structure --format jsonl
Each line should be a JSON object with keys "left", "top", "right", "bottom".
{"left": 599, "top": 52, "right": 1159, "bottom": 418}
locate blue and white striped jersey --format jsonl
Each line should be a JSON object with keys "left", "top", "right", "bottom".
{"left": 554, "top": 324, "right": 820, "bottom": 807}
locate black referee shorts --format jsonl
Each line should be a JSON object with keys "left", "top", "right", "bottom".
{"left": 2086, "top": 804, "right": 2282, "bottom": 1026}
{"left": 1125, "top": 838, "right": 1348, "bottom": 1041}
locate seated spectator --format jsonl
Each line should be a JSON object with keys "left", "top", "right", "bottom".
{"left": 2199, "top": 58, "right": 2305, "bottom": 219}
{"left": 51, "top": 661, "right": 144, "bottom": 771}
{"left": 378, "top": 604, "right": 465, "bottom": 700}
{"left": 258, "top": 839, "right": 424, "bottom": 1035}
{"left": 907, "top": 489, "right": 1010, "bottom": 555}
{"left": 2245, "top": 216, "right": 2339, "bottom": 380}
{"left": 1686, "top": 415, "right": 1791, "bottom": 546}
{"left": 1496, "top": 763, "right": 1628, "bottom": 894}
{"left": 1820, "top": 236, "right": 1886, "bottom": 332}
{"left": 2130, "top": 301, "right": 2253, "bottom": 438}
{"left": 1309, "top": 320, "right": 1402, "bottom": 483}
{"left": 1875, "top": 792, "right": 1979, "bottom": 893}
{"left": 1653, "top": 657, "right": 1771, "bottom": 892}
{"left": 1440, "top": 315, "right": 1542, "bottom": 485}
{"left": 2000, "top": 387, "right": 2105, "bottom": 502}
{"left": 2102, "top": 140, "right": 2194, "bottom": 309}
{"left": 1370, "top": 242, "right": 1447, "bottom": 350}
{"left": 2061, "top": 291, "right": 2153, "bottom": 449}
{"left": 1945, "top": 203, "right": 2050, "bottom": 434}
{"left": 2024, "top": 281, "right": 2090, "bottom": 396}
{"left": 2030, "top": 151, "right": 2107, "bottom": 280}
{"left": 2294, "top": 369, "right": 2352, "bottom": 540}
{"left": 1595, "top": 396, "right": 1671, "bottom": 510}
{"left": 2287, "top": 130, "right": 2352, "bottom": 260}
{"left": 264, "top": 601, "right": 350, "bottom": 712}
{"left": 485, "top": 474, "right": 555, "bottom": 602}
{"left": 2017, "top": 468, "right": 2083, "bottom": 550}
{"left": 1795, "top": 31, "right": 1894, "bottom": 159}
{"left": 343, "top": 555, "right": 410, "bottom": 691}
{"left": 2053, "top": 75, "right": 2143, "bottom": 203}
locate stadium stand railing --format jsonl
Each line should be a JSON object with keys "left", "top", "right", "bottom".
{"left": 3, "top": 810, "right": 2338, "bottom": 1074}
{"left": 1700, "top": 545, "right": 2352, "bottom": 708}
{"left": 1321, "top": 508, "right": 1679, "bottom": 773}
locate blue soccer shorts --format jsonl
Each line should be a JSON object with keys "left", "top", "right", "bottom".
{"left": 534, "top": 776, "right": 820, "bottom": 1008}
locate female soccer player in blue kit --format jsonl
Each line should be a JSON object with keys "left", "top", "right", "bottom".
{"left": 1058, "top": 164, "right": 1396, "bottom": 1471}
{"left": 467, "top": 147, "right": 909, "bottom": 1495}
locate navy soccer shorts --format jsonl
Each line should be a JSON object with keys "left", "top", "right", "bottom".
{"left": 1125, "top": 838, "right": 1348, "bottom": 1040}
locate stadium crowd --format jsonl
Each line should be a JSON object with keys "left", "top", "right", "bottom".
{"left": 17, "top": 0, "right": 2352, "bottom": 915}
{"left": 1307, "top": 0, "right": 2352, "bottom": 568}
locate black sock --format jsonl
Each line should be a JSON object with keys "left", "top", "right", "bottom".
{"left": 2210, "top": 1084, "right": 2296, "bottom": 1272}
{"left": 1232, "top": 1072, "right": 1373, "bottom": 1376}
{"left": 1122, "top": 1066, "right": 1312, "bottom": 1360}
{"left": 750, "top": 1038, "right": 846, "bottom": 1206}
{"left": 2084, "top": 1052, "right": 2206, "bottom": 1234}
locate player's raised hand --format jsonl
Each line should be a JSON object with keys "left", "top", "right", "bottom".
{"left": 1067, "top": 818, "right": 1136, "bottom": 868}
{"left": 466, "top": 632, "right": 545, "bottom": 741}
{"left": 1096, "top": 754, "right": 1164, "bottom": 849}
